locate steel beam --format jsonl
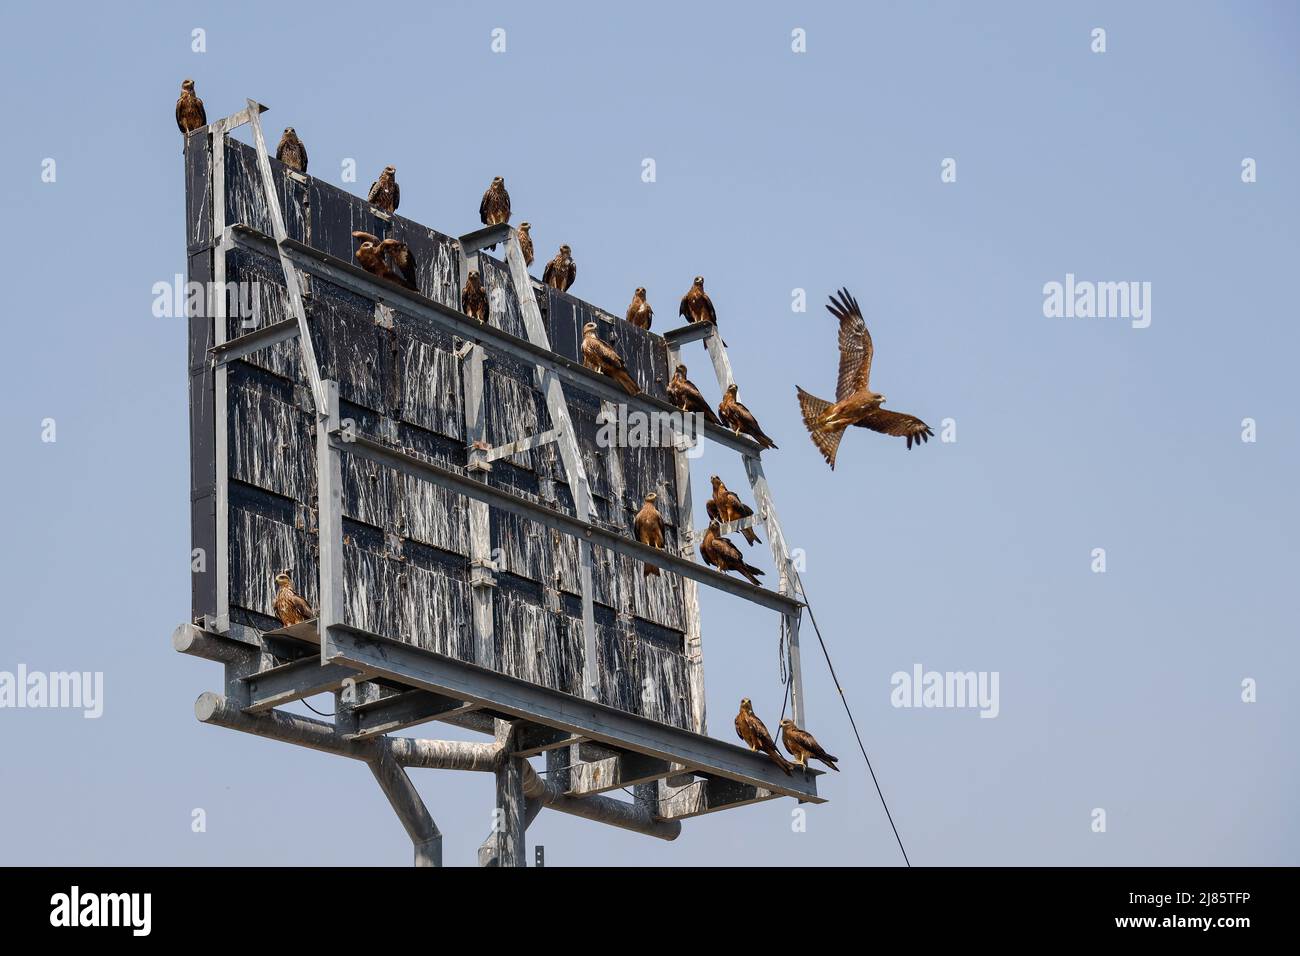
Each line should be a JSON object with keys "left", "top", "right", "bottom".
{"left": 325, "top": 624, "right": 822, "bottom": 802}
{"left": 333, "top": 432, "right": 802, "bottom": 615}
{"left": 656, "top": 776, "right": 781, "bottom": 821}
{"left": 242, "top": 656, "right": 364, "bottom": 713}
{"left": 350, "top": 689, "right": 479, "bottom": 740}
{"left": 209, "top": 317, "right": 299, "bottom": 367}
{"left": 224, "top": 225, "right": 766, "bottom": 459}
{"left": 568, "top": 752, "right": 675, "bottom": 797}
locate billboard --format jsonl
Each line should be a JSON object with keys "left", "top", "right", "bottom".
{"left": 187, "top": 135, "right": 702, "bottom": 731}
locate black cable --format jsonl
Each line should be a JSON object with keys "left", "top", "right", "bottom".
{"left": 792, "top": 569, "right": 912, "bottom": 868}
{"left": 244, "top": 617, "right": 336, "bottom": 718}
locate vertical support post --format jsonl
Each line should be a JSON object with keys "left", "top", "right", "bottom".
{"left": 462, "top": 343, "right": 497, "bottom": 669}
{"left": 665, "top": 342, "right": 707, "bottom": 735}
{"left": 209, "top": 122, "right": 230, "bottom": 633}
{"left": 317, "top": 380, "right": 345, "bottom": 661}
{"left": 501, "top": 230, "right": 599, "bottom": 700}
{"left": 245, "top": 99, "right": 326, "bottom": 409}
{"left": 481, "top": 720, "right": 526, "bottom": 867}
{"left": 742, "top": 455, "right": 805, "bottom": 727}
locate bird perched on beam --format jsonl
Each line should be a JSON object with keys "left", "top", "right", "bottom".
{"left": 626, "top": 287, "right": 653, "bottom": 330}
{"left": 581, "top": 322, "right": 639, "bottom": 395}
{"left": 351, "top": 232, "right": 417, "bottom": 291}
{"left": 633, "top": 492, "right": 666, "bottom": 577}
{"left": 707, "top": 475, "right": 760, "bottom": 547}
{"left": 701, "top": 520, "right": 764, "bottom": 587}
{"left": 276, "top": 127, "right": 308, "bottom": 173}
{"left": 797, "top": 287, "right": 932, "bottom": 469}
{"left": 679, "top": 276, "right": 726, "bottom": 345}
{"left": 368, "top": 165, "right": 400, "bottom": 214}
{"left": 517, "top": 222, "right": 534, "bottom": 267}
{"left": 479, "top": 176, "right": 511, "bottom": 226}
{"left": 461, "top": 269, "right": 489, "bottom": 323}
{"left": 272, "top": 572, "right": 314, "bottom": 627}
{"left": 719, "top": 384, "right": 777, "bottom": 449}
{"left": 543, "top": 244, "right": 576, "bottom": 292}
{"left": 175, "top": 78, "right": 206, "bottom": 135}
{"left": 780, "top": 719, "right": 839, "bottom": 772}
{"left": 666, "top": 365, "right": 721, "bottom": 426}
{"left": 735, "top": 698, "right": 793, "bottom": 776}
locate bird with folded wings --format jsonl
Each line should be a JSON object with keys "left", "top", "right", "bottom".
{"left": 796, "top": 288, "right": 932, "bottom": 469}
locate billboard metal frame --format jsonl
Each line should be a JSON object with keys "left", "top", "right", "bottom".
{"left": 176, "top": 100, "right": 820, "bottom": 866}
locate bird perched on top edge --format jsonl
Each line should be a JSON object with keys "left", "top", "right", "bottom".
{"left": 735, "top": 698, "right": 793, "bottom": 775}
{"left": 626, "top": 287, "right": 653, "bottom": 330}
{"left": 276, "top": 127, "right": 308, "bottom": 173}
{"left": 633, "top": 492, "right": 666, "bottom": 577}
{"left": 796, "top": 287, "right": 933, "bottom": 469}
{"left": 701, "top": 519, "right": 764, "bottom": 587}
{"left": 479, "top": 176, "right": 511, "bottom": 226}
{"left": 779, "top": 719, "right": 840, "bottom": 772}
{"left": 479, "top": 176, "right": 511, "bottom": 250}
{"left": 175, "top": 78, "right": 206, "bottom": 136}
{"left": 461, "top": 269, "right": 488, "bottom": 323}
{"left": 543, "top": 244, "right": 576, "bottom": 291}
{"left": 368, "top": 165, "right": 400, "bottom": 213}
{"left": 719, "top": 383, "right": 777, "bottom": 450}
{"left": 679, "top": 276, "right": 726, "bottom": 345}
{"left": 707, "top": 475, "right": 761, "bottom": 547}
{"left": 581, "top": 322, "right": 639, "bottom": 395}
{"left": 272, "top": 572, "right": 315, "bottom": 627}
{"left": 666, "top": 364, "right": 722, "bottom": 426}
{"left": 517, "top": 222, "right": 534, "bottom": 267}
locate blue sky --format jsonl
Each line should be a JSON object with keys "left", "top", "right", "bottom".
{"left": 0, "top": 1, "right": 1296, "bottom": 865}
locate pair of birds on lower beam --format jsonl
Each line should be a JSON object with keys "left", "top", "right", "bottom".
{"left": 632, "top": 476, "right": 762, "bottom": 582}
{"left": 735, "top": 698, "right": 838, "bottom": 776}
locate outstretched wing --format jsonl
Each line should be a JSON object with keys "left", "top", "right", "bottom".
{"left": 352, "top": 230, "right": 381, "bottom": 245}
{"left": 827, "top": 288, "right": 874, "bottom": 401}
{"left": 858, "top": 407, "right": 933, "bottom": 448}
{"left": 479, "top": 188, "right": 490, "bottom": 223}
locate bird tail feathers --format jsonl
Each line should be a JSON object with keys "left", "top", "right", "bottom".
{"left": 797, "top": 386, "right": 846, "bottom": 469}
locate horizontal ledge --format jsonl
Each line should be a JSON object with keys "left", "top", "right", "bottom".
{"left": 209, "top": 317, "right": 300, "bottom": 366}
{"left": 458, "top": 223, "right": 512, "bottom": 255}
{"left": 224, "top": 224, "right": 765, "bottom": 458}
{"left": 662, "top": 322, "right": 716, "bottom": 347}
{"left": 335, "top": 431, "right": 802, "bottom": 614}
{"left": 325, "top": 624, "right": 823, "bottom": 803}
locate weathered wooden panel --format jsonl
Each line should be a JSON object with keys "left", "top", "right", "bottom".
{"left": 195, "top": 137, "right": 701, "bottom": 729}
{"left": 495, "top": 583, "right": 583, "bottom": 697}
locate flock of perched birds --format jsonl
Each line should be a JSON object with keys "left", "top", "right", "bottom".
{"left": 180, "top": 78, "right": 931, "bottom": 780}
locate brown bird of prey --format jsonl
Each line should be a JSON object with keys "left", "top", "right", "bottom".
{"left": 543, "top": 244, "right": 576, "bottom": 292}
{"left": 666, "top": 364, "right": 722, "bottom": 426}
{"left": 517, "top": 222, "right": 534, "bottom": 267}
{"left": 719, "top": 384, "right": 777, "bottom": 450}
{"left": 797, "top": 288, "right": 933, "bottom": 468}
{"left": 679, "top": 276, "right": 727, "bottom": 345}
{"left": 708, "top": 475, "right": 760, "bottom": 547}
{"left": 276, "top": 127, "right": 308, "bottom": 173}
{"left": 633, "top": 492, "right": 666, "bottom": 577}
{"left": 626, "top": 287, "right": 653, "bottom": 330}
{"left": 701, "top": 520, "right": 764, "bottom": 587}
{"left": 175, "top": 78, "right": 206, "bottom": 135}
{"left": 368, "top": 165, "right": 400, "bottom": 213}
{"left": 272, "top": 572, "right": 314, "bottom": 627}
{"left": 461, "top": 269, "right": 489, "bottom": 323}
{"left": 480, "top": 176, "right": 511, "bottom": 226}
{"left": 735, "top": 698, "right": 793, "bottom": 776}
{"left": 581, "top": 322, "right": 639, "bottom": 395}
{"left": 780, "top": 719, "right": 840, "bottom": 772}
{"left": 351, "top": 231, "right": 417, "bottom": 291}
